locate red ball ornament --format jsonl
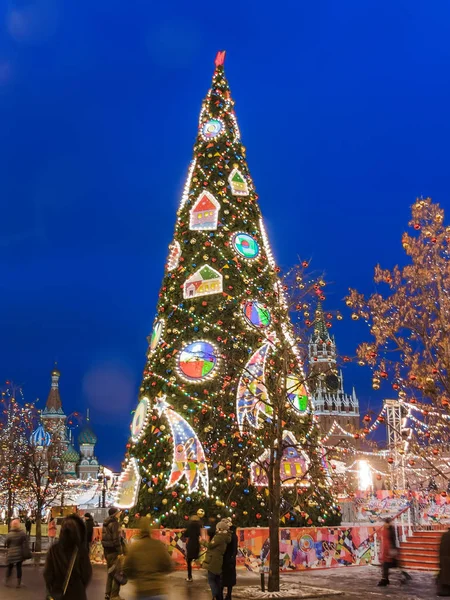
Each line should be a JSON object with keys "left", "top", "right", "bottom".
{"left": 255, "top": 513, "right": 262, "bottom": 520}
{"left": 231, "top": 501, "right": 237, "bottom": 508}
{"left": 172, "top": 491, "right": 178, "bottom": 497}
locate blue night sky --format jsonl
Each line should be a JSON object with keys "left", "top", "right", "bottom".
{"left": 1, "top": 1, "right": 450, "bottom": 470}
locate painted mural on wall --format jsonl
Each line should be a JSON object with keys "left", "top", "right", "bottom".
{"left": 348, "top": 490, "right": 450, "bottom": 526}
{"left": 90, "top": 526, "right": 377, "bottom": 571}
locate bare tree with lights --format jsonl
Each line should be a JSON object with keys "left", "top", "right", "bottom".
{"left": 0, "top": 384, "right": 36, "bottom": 522}
{"left": 346, "top": 197, "right": 450, "bottom": 476}
{"left": 24, "top": 435, "right": 67, "bottom": 552}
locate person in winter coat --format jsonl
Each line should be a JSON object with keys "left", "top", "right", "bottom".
{"left": 48, "top": 517, "right": 57, "bottom": 546}
{"left": 84, "top": 512, "right": 94, "bottom": 553}
{"left": 377, "top": 518, "right": 411, "bottom": 587}
{"left": 5, "top": 519, "right": 29, "bottom": 588}
{"left": 203, "top": 520, "right": 232, "bottom": 600}
{"left": 222, "top": 523, "right": 238, "bottom": 600}
{"left": 25, "top": 517, "right": 32, "bottom": 537}
{"left": 438, "top": 528, "right": 450, "bottom": 596}
{"left": 123, "top": 517, "right": 173, "bottom": 599}
{"left": 44, "top": 514, "right": 92, "bottom": 600}
{"left": 184, "top": 515, "right": 202, "bottom": 582}
{"left": 102, "top": 507, "right": 123, "bottom": 600}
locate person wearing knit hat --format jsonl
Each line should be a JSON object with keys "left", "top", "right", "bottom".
{"left": 216, "top": 520, "right": 230, "bottom": 533}
{"left": 202, "top": 521, "right": 231, "bottom": 600}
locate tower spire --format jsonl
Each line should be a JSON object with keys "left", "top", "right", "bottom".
{"left": 311, "top": 301, "right": 331, "bottom": 343}
{"left": 45, "top": 364, "right": 62, "bottom": 411}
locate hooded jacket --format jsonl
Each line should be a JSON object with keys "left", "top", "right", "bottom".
{"left": 203, "top": 530, "right": 232, "bottom": 575}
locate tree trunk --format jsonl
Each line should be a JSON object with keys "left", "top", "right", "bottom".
{"left": 35, "top": 505, "right": 42, "bottom": 552}
{"left": 268, "top": 446, "right": 282, "bottom": 592}
{"left": 7, "top": 488, "right": 13, "bottom": 524}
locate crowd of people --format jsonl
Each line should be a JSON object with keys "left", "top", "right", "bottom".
{"left": 3, "top": 509, "right": 450, "bottom": 599}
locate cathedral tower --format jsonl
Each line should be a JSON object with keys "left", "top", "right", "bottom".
{"left": 41, "top": 365, "right": 68, "bottom": 445}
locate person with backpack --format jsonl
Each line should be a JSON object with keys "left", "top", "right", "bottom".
{"left": 202, "top": 519, "right": 232, "bottom": 600}
{"left": 44, "top": 514, "right": 92, "bottom": 600}
{"left": 4, "top": 519, "right": 30, "bottom": 588}
{"left": 102, "top": 507, "right": 123, "bottom": 600}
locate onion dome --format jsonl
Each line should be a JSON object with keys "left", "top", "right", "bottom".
{"left": 62, "top": 443, "right": 80, "bottom": 463}
{"left": 30, "top": 424, "right": 52, "bottom": 448}
{"left": 78, "top": 422, "right": 97, "bottom": 445}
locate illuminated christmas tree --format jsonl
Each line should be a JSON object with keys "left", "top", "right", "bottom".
{"left": 120, "top": 52, "right": 340, "bottom": 528}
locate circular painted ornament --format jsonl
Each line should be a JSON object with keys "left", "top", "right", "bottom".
{"left": 201, "top": 118, "right": 224, "bottom": 140}
{"left": 178, "top": 341, "right": 217, "bottom": 381}
{"left": 149, "top": 320, "right": 164, "bottom": 353}
{"left": 131, "top": 397, "right": 150, "bottom": 441}
{"left": 299, "top": 534, "right": 314, "bottom": 553}
{"left": 286, "top": 375, "right": 308, "bottom": 414}
{"left": 243, "top": 301, "right": 271, "bottom": 329}
{"left": 232, "top": 232, "right": 260, "bottom": 259}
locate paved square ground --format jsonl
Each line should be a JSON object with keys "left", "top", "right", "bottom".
{"left": 0, "top": 564, "right": 441, "bottom": 599}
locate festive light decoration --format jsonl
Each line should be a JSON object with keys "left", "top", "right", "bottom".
{"left": 183, "top": 265, "right": 223, "bottom": 299}
{"left": 149, "top": 320, "right": 164, "bottom": 354}
{"left": 232, "top": 232, "right": 260, "bottom": 259}
{"left": 131, "top": 397, "right": 151, "bottom": 442}
{"left": 251, "top": 431, "right": 309, "bottom": 487}
{"left": 242, "top": 300, "right": 271, "bottom": 329}
{"left": 177, "top": 341, "right": 218, "bottom": 382}
{"left": 236, "top": 342, "right": 271, "bottom": 432}
{"left": 286, "top": 375, "right": 308, "bottom": 414}
{"left": 189, "top": 191, "right": 221, "bottom": 231}
{"left": 229, "top": 167, "right": 249, "bottom": 196}
{"left": 115, "top": 458, "right": 141, "bottom": 509}
{"left": 154, "top": 397, "right": 209, "bottom": 494}
{"left": 201, "top": 118, "right": 224, "bottom": 140}
{"left": 167, "top": 241, "right": 181, "bottom": 271}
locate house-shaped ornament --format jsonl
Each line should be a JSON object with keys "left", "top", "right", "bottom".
{"left": 251, "top": 430, "right": 309, "bottom": 487}
{"left": 189, "top": 191, "right": 220, "bottom": 230}
{"left": 229, "top": 168, "right": 249, "bottom": 196}
{"left": 183, "top": 264, "right": 223, "bottom": 299}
